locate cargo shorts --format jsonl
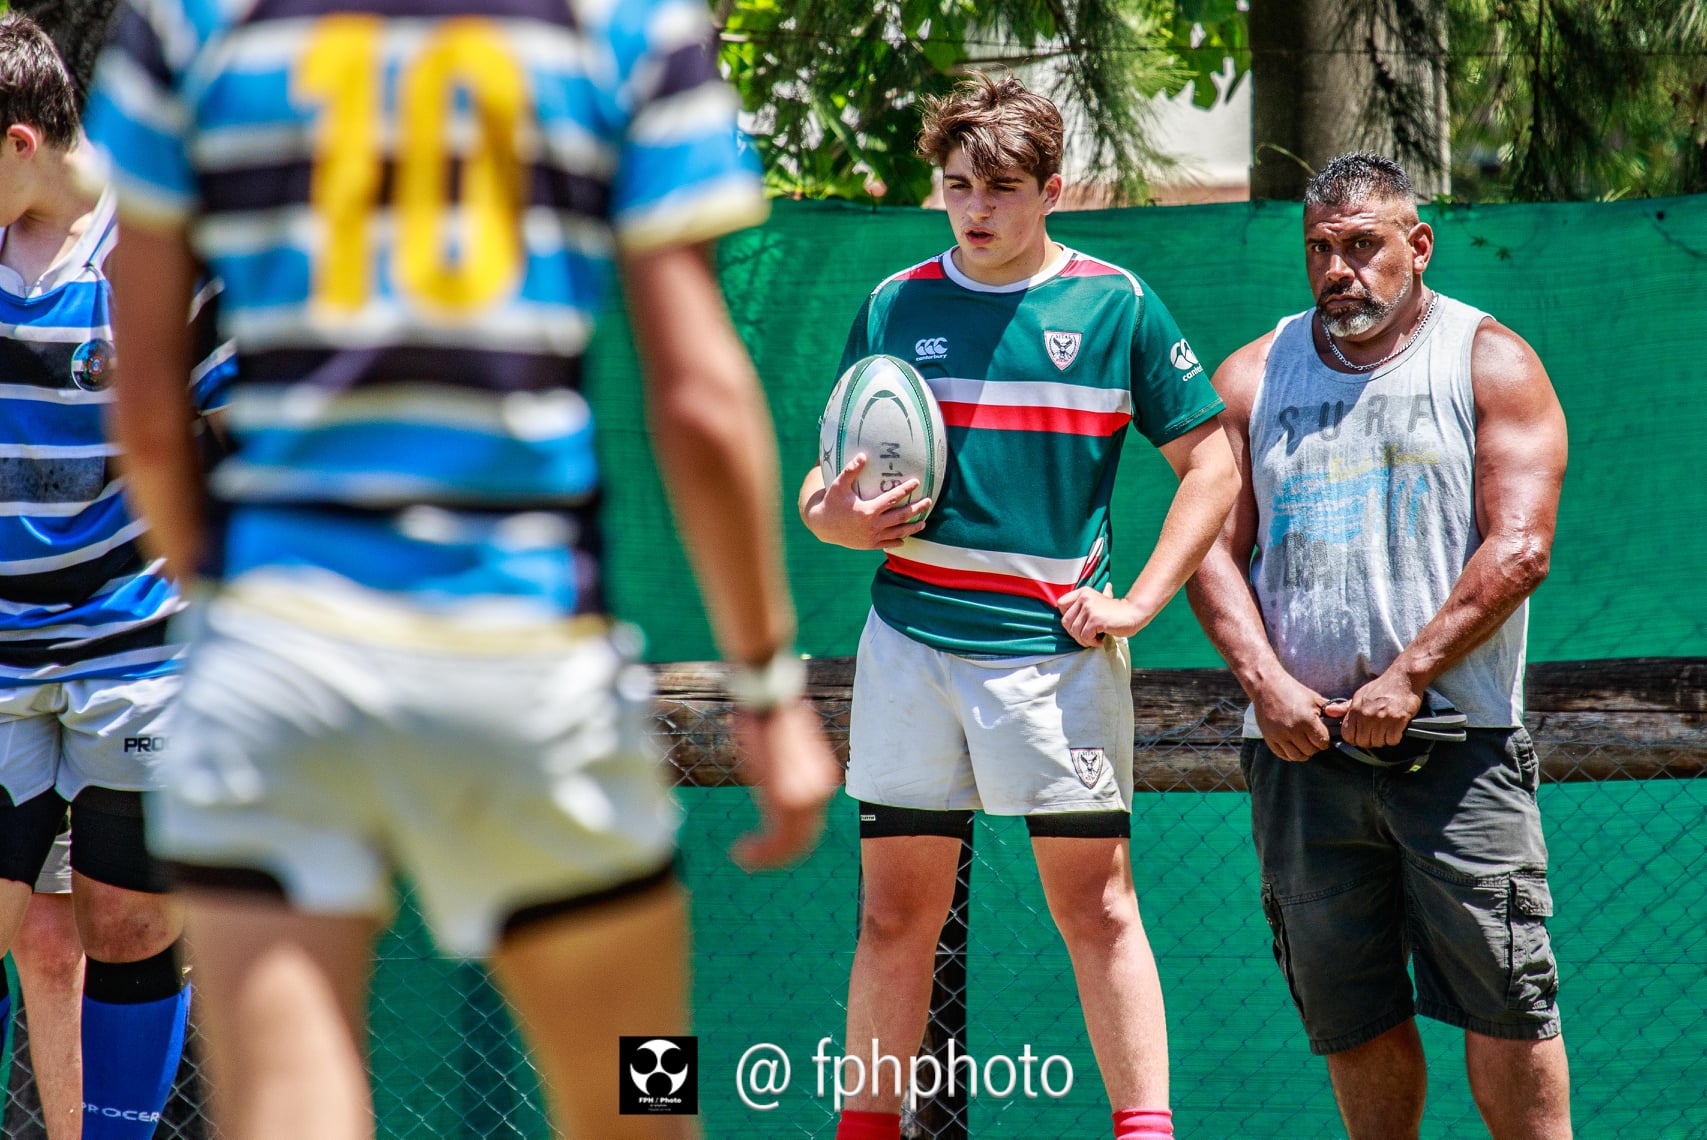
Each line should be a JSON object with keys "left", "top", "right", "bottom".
{"left": 1241, "top": 728, "right": 1560, "bottom": 1054}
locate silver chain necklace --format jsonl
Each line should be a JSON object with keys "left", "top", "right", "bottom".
{"left": 1321, "top": 292, "right": 1438, "bottom": 372}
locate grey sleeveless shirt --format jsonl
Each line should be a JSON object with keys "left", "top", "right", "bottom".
{"left": 1241, "top": 293, "right": 1525, "bottom": 733}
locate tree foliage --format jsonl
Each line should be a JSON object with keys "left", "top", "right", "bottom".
{"left": 1247, "top": 0, "right": 1452, "bottom": 200}
{"left": 1243, "top": 0, "right": 1706, "bottom": 201}
{"left": 1166, "top": 0, "right": 1249, "bottom": 109}
{"left": 718, "top": 0, "right": 1194, "bottom": 205}
{"left": 16, "top": 0, "right": 1695, "bottom": 205}
{"left": 1358, "top": 0, "right": 1452, "bottom": 190}
{"left": 719, "top": 0, "right": 1707, "bottom": 204}
{"left": 1447, "top": 0, "right": 1707, "bottom": 200}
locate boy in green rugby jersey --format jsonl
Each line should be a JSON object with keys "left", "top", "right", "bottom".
{"left": 798, "top": 73, "right": 1237, "bottom": 1140}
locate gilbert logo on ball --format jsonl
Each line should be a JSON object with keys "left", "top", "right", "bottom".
{"left": 620, "top": 1036, "right": 698, "bottom": 1115}
{"left": 819, "top": 354, "right": 948, "bottom": 517}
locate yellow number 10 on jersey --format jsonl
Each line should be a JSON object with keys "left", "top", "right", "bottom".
{"left": 295, "top": 15, "right": 528, "bottom": 315}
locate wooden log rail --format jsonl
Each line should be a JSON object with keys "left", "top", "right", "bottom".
{"left": 652, "top": 658, "right": 1707, "bottom": 792}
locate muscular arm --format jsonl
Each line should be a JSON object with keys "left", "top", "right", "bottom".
{"left": 107, "top": 222, "right": 203, "bottom": 580}
{"left": 1184, "top": 333, "right": 1336, "bottom": 761}
{"left": 1057, "top": 418, "right": 1238, "bottom": 646}
{"left": 625, "top": 243, "right": 838, "bottom": 868}
{"left": 1337, "top": 319, "right": 1567, "bottom": 748}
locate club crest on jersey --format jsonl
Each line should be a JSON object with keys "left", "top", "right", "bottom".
{"left": 1070, "top": 747, "right": 1105, "bottom": 789}
{"left": 1044, "top": 330, "right": 1082, "bottom": 371}
{"left": 70, "top": 339, "right": 116, "bottom": 392}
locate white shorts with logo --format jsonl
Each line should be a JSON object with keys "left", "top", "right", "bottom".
{"left": 846, "top": 611, "right": 1134, "bottom": 816}
{"left": 0, "top": 674, "right": 179, "bottom": 805}
{"left": 150, "top": 584, "right": 681, "bottom": 958}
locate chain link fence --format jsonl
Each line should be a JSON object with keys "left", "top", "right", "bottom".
{"left": 3, "top": 998, "right": 207, "bottom": 1138}
{"left": 4, "top": 659, "right": 1703, "bottom": 1139}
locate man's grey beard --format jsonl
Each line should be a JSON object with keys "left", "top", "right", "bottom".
{"left": 1318, "top": 274, "right": 1411, "bottom": 338}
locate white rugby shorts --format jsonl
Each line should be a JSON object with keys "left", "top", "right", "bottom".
{"left": 846, "top": 611, "right": 1134, "bottom": 816}
{"left": 0, "top": 674, "right": 179, "bottom": 805}
{"left": 150, "top": 583, "right": 680, "bottom": 958}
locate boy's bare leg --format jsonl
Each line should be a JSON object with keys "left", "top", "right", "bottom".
{"left": 492, "top": 881, "right": 697, "bottom": 1140}
{"left": 12, "top": 892, "right": 85, "bottom": 1139}
{"left": 1032, "top": 836, "right": 1168, "bottom": 1111}
{"left": 181, "top": 892, "right": 377, "bottom": 1140}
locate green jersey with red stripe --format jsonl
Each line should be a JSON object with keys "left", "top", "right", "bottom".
{"left": 840, "top": 244, "right": 1223, "bottom": 656}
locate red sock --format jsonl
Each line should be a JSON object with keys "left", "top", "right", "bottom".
{"left": 1113, "top": 1106, "right": 1174, "bottom": 1139}
{"left": 836, "top": 1109, "right": 901, "bottom": 1140}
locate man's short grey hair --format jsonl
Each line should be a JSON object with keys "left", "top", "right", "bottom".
{"left": 1304, "top": 152, "right": 1417, "bottom": 211}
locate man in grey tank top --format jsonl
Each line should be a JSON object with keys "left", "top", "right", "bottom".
{"left": 1187, "top": 153, "right": 1571, "bottom": 1139}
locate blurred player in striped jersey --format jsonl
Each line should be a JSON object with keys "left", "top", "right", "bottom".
{"left": 0, "top": 13, "right": 234, "bottom": 1136}
{"left": 83, "top": 1, "right": 838, "bottom": 1137}
{"left": 799, "top": 75, "right": 1237, "bottom": 1140}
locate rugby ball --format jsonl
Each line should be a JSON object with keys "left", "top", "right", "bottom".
{"left": 819, "top": 354, "right": 948, "bottom": 517}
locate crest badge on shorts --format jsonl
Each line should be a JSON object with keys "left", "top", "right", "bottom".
{"left": 1070, "top": 747, "right": 1105, "bottom": 789}
{"left": 1043, "top": 330, "right": 1082, "bottom": 371}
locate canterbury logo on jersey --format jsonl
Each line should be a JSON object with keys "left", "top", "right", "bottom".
{"left": 1170, "top": 339, "right": 1203, "bottom": 380}
{"left": 914, "top": 337, "right": 949, "bottom": 361}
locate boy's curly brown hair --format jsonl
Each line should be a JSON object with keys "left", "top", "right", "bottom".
{"left": 917, "top": 72, "right": 1064, "bottom": 188}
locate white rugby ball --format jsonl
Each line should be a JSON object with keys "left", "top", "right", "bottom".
{"left": 819, "top": 354, "right": 948, "bottom": 517}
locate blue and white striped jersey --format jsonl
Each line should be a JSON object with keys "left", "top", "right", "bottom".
{"left": 84, "top": 0, "right": 767, "bottom": 618}
{"left": 0, "top": 190, "right": 215, "bottom": 686}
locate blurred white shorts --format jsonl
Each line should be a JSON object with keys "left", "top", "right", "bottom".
{"left": 846, "top": 611, "right": 1134, "bottom": 816}
{"left": 151, "top": 583, "right": 680, "bottom": 958}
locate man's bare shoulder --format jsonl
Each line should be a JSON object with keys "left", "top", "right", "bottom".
{"left": 1210, "top": 329, "right": 1279, "bottom": 421}
{"left": 1470, "top": 316, "right": 1542, "bottom": 372}
{"left": 1469, "top": 316, "right": 1556, "bottom": 412}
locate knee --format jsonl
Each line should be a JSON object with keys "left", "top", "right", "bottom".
{"left": 13, "top": 900, "right": 83, "bottom": 987}
{"left": 857, "top": 889, "right": 951, "bottom": 952}
{"left": 1464, "top": 1031, "right": 1571, "bottom": 1114}
{"left": 1048, "top": 886, "right": 1141, "bottom": 950}
{"left": 74, "top": 887, "right": 179, "bottom": 963}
